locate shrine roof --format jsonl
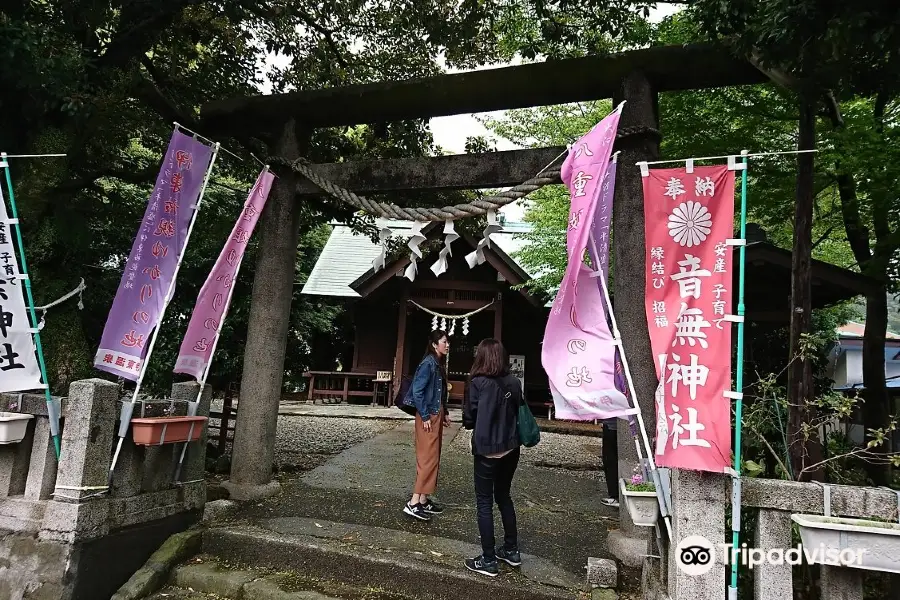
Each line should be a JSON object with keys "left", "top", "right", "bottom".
{"left": 301, "top": 218, "right": 532, "bottom": 298}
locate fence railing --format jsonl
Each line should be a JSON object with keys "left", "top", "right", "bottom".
{"left": 661, "top": 471, "right": 900, "bottom": 600}
{"left": 0, "top": 378, "right": 210, "bottom": 543}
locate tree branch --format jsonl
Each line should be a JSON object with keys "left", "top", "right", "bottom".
{"left": 134, "top": 58, "right": 199, "bottom": 128}
{"left": 836, "top": 170, "right": 873, "bottom": 267}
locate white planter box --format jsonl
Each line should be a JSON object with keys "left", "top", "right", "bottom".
{"left": 791, "top": 514, "right": 900, "bottom": 574}
{"left": 620, "top": 478, "right": 660, "bottom": 527}
{"left": 0, "top": 412, "right": 34, "bottom": 444}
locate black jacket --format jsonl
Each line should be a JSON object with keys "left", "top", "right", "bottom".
{"left": 462, "top": 374, "right": 522, "bottom": 456}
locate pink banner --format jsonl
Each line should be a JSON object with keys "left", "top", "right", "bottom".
{"left": 541, "top": 105, "right": 632, "bottom": 421}
{"left": 642, "top": 164, "right": 735, "bottom": 472}
{"left": 174, "top": 169, "right": 275, "bottom": 379}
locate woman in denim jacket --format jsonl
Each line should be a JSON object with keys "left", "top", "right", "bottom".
{"left": 403, "top": 329, "right": 451, "bottom": 522}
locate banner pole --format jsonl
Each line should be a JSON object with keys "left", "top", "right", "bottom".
{"left": 172, "top": 248, "right": 247, "bottom": 483}
{"left": 728, "top": 150, "right": 749, "bottom": 600}
{"left": 0, "top": 155, "right": 61, "bottom": 459}
{"left": 589, "top": 231, "right": 673, "bottom": 542}
{"left": 108, "top": 142, "right": 220, "bottom": 487}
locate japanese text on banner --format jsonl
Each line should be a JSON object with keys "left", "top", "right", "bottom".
{"left": 642, "top": 165, "right": 735, "bottom": 472}
{"left": 173, "top": 169, "right": 275, "bottom": 380}
{"left": 541, "top": 107, "right": 633, "bottom": 421}
{"left": 94, "top": 131, "right": 213, "bottom": 380}
{"left": 0, "top": 188, "right": 43, "bottom": 393}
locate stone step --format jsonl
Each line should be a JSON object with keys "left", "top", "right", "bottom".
{"left": 153, "top": 559, "right": 388, "bottom": 600}
{"left": 202, "top": 517, "right": 588, "bottom": 600}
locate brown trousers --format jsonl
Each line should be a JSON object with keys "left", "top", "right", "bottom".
{"left": 413, "top": 409, "right": 444, "bottom": 495}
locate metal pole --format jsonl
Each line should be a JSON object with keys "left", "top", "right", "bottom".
{"left": 589, "top": 232, "right": 673, "bottom": 541}
{"left": 728, "top": 150, "right": 749, "bottom": 600}
{"left": 0, "top": 156, "right": 62, "bottom": 459}
{"left": 108, "top": 142, "right": 220, "bottom": 486}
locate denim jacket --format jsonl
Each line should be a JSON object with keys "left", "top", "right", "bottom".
{"left": 406, "top": 354, "right": 443, "bottom": 422}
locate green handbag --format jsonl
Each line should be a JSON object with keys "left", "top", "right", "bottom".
{"left": 517, "top": 400, "right": 541, "bottom": 448}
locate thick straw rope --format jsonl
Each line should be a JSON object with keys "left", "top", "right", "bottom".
{"left": 267, "top": 125, "right": 658, "bottom": 222}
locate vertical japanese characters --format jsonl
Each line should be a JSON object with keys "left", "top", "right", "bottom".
{"left": 94, "top": 131, "right": 214, "bottom": 379}
{"left": 642, "top": 165, "right": 735, "bottom": 472}
{"left": 174, "top": 168, "right": 275, "bottom": 380}
{"left": 0, "top": 187, "right": 43, "bottom": 392}
{"left": 541, "top": 107, "right": 633, "bottom": 421}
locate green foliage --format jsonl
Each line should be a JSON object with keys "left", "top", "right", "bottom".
{"left": 479, "top": 101, "right": 612, "bottom": 296}
{"left": 0, "top": 0, "right": 515, "bottom": 395}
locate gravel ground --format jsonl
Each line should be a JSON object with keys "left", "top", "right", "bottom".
{"left": 209, "top": 407, "right": 603, "bottom": 479}
{"left": 447, "top": 427, "right": 602, "bottom": 478}
{"left": 273, "top": 416, "right": 399, "bottom": 472}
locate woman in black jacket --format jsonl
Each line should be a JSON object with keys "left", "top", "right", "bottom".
{"left": 461, "top": 338, "right": 523, "bottom": 577}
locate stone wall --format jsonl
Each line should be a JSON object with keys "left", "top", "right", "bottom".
{"left": 0, "top": 379, "right": 210, "bottom": 600}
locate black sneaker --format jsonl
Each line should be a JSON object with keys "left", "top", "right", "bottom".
{"left": 403, "top": 502, "right": 431, "bottom": 521}
{"left": 496, "top": 546, "right": 522, "bottom": 567}
{"left": 465, "top": 555, "right": 499, "bottom": 577}
{"left": 421, "top": 499, "right": 444, "bottom": 514}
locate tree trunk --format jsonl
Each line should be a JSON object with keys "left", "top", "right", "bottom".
{"left": 861, "top": 286, "right": 892, "bottom": 485}
{"left": 228, "top": 119, "right": 308, "bottom": 496}
{"left": 787, "top": 98, "right": 824, "bottom": 482}
{"left": 836, "top": 172, "right": 893, "bottom": 485}
{"left": 611, "top": 71, "right": 659, "bottom": 545}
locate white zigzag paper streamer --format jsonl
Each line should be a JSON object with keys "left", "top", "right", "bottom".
{"left": 430, "top": 220, "right": 459, "bottom": 277}
{"left": 465, "top": 210, "right": 502, "bottom": 268}
{"left": 371, "top": 227, "right": 392, "bottom": 272}
{"left": 404, "top": 221, "right": 427, "bottom": 282}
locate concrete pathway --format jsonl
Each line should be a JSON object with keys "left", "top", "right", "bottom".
{"left": 226, "top": 420, "right": 619, "bottom": 584}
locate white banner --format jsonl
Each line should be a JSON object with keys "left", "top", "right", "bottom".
{"left": 0, "top": 186, "right": 44, "bottom": 393}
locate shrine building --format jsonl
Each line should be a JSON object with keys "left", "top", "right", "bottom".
{"left": 300, "top": 216, "right": 552, "bottom": 411}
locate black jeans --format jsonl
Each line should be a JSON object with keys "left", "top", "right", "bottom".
{"left": 474, "top": 448, "right": 520, "bottom": 560}
{"left": 602, "top": 425, "right": 618, "bottom": 499}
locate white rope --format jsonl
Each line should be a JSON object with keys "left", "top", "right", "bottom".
{"left": 407, "top": 299, "right": 494, "bottom": 320}
{"left": 35, "top": 278, "right": 86, "bottom": 312}
{"left": 34, "top": 278, "right": 86, "bottom": 331}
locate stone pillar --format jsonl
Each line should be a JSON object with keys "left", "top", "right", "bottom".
{"left": 607, "top": 69, "right": 661, "bottom": 567}
{"left": 224, "top": 119, "right": 308, "bottom": 501}
{"left": 172, "top": 381, "right": 212, "bottom": 483}
{"left": 753, "top": 509, "right": 793, "bottom": 600}
{"left": 25, "top": 416, "right": 59, "bottom": 500}
{"left": 41, "top": 379, "right": 117, "bottom": 543}
{"left": 667, "top": 469, "right": 727, "bottom": 600}
{"left": 820, "top": 566, "right": 863, "bottom": 600}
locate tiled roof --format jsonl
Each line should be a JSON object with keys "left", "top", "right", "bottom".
{"left": 301, "top": 218, "right": 535, "bottom": 298}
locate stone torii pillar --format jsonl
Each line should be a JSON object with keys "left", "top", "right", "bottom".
{"left": 608, "top": 70, "right": 659, "bottom": 570}
{"left": 223, "top": 119, "right": 310, "bottom": 500}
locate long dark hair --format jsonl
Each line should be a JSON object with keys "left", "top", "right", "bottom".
{"left": 423, "top": 329, "right": 448, "bottom": 379}
{"left": 469, "top": 338, "right": 509, "bottom": 379}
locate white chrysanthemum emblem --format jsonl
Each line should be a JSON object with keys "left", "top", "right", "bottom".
{"left": 667, "top": 201, "right": 712, "bottom": 248}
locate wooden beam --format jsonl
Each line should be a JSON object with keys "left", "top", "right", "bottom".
{"left": 201, "top": 44, "right": 767, "bottom": 135}
{"left": 296, "top": 147, "right": 565, "bottom": 195}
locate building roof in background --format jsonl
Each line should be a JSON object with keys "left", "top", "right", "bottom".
{"left": 837, "top": 321, "right": 900, "bottom": 341}
{"left": 301, "top": 218, "right": 534, "bottom": 298}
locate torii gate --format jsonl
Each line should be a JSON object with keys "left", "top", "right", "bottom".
{"left": 198, "top": 42, "right": 766, "bottom": 564}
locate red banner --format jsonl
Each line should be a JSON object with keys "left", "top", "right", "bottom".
{"left": 642, "top": 165, "right": 735, "bottom": 472}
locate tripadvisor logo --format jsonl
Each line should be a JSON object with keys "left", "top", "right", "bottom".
{"left": 674, "top": 535, "right": 868, "bottom": 576}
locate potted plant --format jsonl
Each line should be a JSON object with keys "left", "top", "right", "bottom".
{"left": 791, "top": 514, "right": 900, "bottom": 573}
{"left": 620, "top": 471, "right": 660, "bottom": 527}
{"left": 0, "top": 412, "right": 34, "bottom": 444}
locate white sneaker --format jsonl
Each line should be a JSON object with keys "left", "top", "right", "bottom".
{"left": 601, "top": 497, "right": 620, "bottom": 508}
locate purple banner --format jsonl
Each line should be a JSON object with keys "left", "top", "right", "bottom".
{"left": 587, "top": 160, "right": 616, "bottom": 284}
{"left": 94, "top": 130, "right": 213, "bottom": 380}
